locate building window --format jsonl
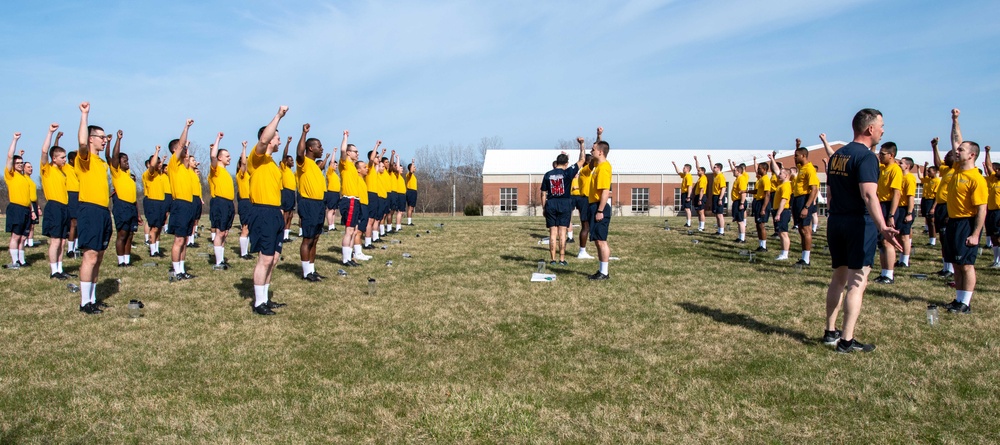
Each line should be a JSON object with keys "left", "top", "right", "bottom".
{"left": 674, "top": 188, "right": 682, "bottom": 213}
{"left": 915, "top": 183, "right": 924, "bottom": 214}
{"left": 818, "top": 183, "right": 828, "bottom": 216}
{"left": 631, "top": 188, "right": 649, "bottom": 213}
{"left": 500, "top": 187, "right": 518, "bottom": 212}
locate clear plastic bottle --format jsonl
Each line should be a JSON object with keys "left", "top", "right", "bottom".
{"left": 927, "top": 304, "right": 938, "bottom": 326}
{"left": 67, "top": 283, "right": 80, "bottom": 293}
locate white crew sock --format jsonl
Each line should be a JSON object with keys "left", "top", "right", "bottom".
{"left": 18, "top": 250, "right": 25, "bottom": 263}
{"left": 210, "top": 232, "right": 216, "bottom": 242}
{"left": 342, "top": 246, "right": 352, "bottom": 263}
{"left": 993, "top": 246, "right": 1000, "bottom": 262}
{"left": 308, "top": 262, "right": 315, "bottom": 275}
{"left": 153, "top": 241, "right": 160, "bottom": 254}
{"left": 11, "top": 249, "right": 19, "bottom": 263}
{"left": 67, "top": 240, "right": 75, "bottom": 251}
{"left": 90, "top": 281, "right": 97, "bottom": 304}
{"left": 407, "top": 217, "right": 412, "bottom": 224}
{"left": 298, "top": 228, "right": 303, "bottom": 237}
{"left": 901, "top": 254, "right": 910, "bottom": 266}
{"left": 567, "top": 231, "right": 573, "bottom": 240}
{"left": 125, "top": 254, "right": 131, "bottom": 264}
{"left": 254, "top": 285, "right": 267, "bottom": 307}
{"left": 214, "top": 246, "right": 225, "bottom": 265}
{"left": 150, "top": 243, "right": 156, "bottom": 255}
{"left": 884, "top": 269, "right": 894, "bottom": 279}
{"left": 396, "top": 223, "right": 401, "bottom": 230}
{"left": 599, "top": 261, "right": 609, "bottom": 275}
{"left": 239, "top": 237, "right": 249, "bottom": 256}
{"left": 802, "top": 250, "right": 811, "bottom": 263}
{"left": 380, "top": 224, "right": 385, "bottom": 235}
{"left": 365, "top": 237, "right": 372, "bottom": 246}
{"left": 328, "top": 224, "right": 335, "bottom": 230}
{"left": 284, "top": 229, "right": 290, "bottom": 239}
{"left": 145, "top": 234, "right": 150, "bottom": 243}
{"left": 929, "top": 237, "right": 936, "bottom": 245}
{"left": 27, "top": 239, "right": 34, "bottom": 247}
{"left": 579, "top": 247, "right": 587, "bottom": 254}
{"left": 699, "top": 222, "right": 705, "bottom": 230}
{"left": 50, "top": 263, "right": 58, "bottom": 274}
{"left": 57, "top": 261, "right": 63, "bottom": 273}
{"left": 945, "top": 262, "right": 954, "bottom": 273}
{"left": 80, "top": 282, "right": 93, "bottom": 306}
{"left": 956, "top": 290, "right": 973, "bottom": 305}
{"left": 780, "top": 250, "right": 789, "bottom": 257}
{"left": 187, "top": 235, "right": 195, "bottom": 245}
{"left": 118, "top": 255, "right": 125, "bottom": 264}
{"left": 739, "top": 232, "right": 745, "bottom": 241}
{"left": 812, "top": 224, "right": 818, "bottom": 232}
{"left": 164, "top": 224, "right": 169, "bottom": 232}
{"left": 354, "top": 245, "right": 363, "bottom": 256}
{"left": 264, "top": 283, "right": 270, "bottom": 301}
{"left": 302, "top": 261, "right": 310, "bottom": 277}
{"left": 759, "top": 240, "right": 766, "bottom": 248}
{"left": 172, "top": 261, "right": 181, "bottom": 273}
{"left": 373, "top": 232, "right": 379, "bottom": 241}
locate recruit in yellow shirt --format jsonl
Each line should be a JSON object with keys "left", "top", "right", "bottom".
{"left": 772, "top": 180, "right": 791, "bottom": 210}
{"left": 900, "top": 172, "right": 916, "bottom": 209}
{"left": 75, "top": 152, "right": 110, "bottom": 207}
{"left": 339, "top": 159, "right": 361, "bottom": 198}
{"left": 711, "top": 173, "right": 726, "bottom": 196}
{"left": 792, "top": 162, "right": 819, "bottom": 197}
{"left": 237, "top": 170, "right": 250, "bottom": 200}
{"left": 248, "top": 149, "right": 282, "bottom": 206}
{"left": 935, "top": 166, "right": 953, "bottom": 205}
{"left": 876, "top": 162, "right": 903, "bottom": 203}
{"left": 61, "top": 163, "right": 79, "bottom": 192}
{"left": 110, "top": 165, "right": 137, "bottom": 203}
{"left": 921, "top": 176, "right": 939, "bottom": 199}
{"left": 40, "top": 163, "right": 68, "bottom": 205}
{"left": 680, "top": 172, "right": 693, "bottom": 193}
{"left": 577, "top": 165, "right": 592, "bottom": 198}
{"left": 326, "top": 165, "right": 341, "bottom": 193}
{"left": 209, "top": 164, "right": 235, "bottom": 200}
{"left": 280, "top": 163, "right": 296, "bottom": 191}
{"left": 753, "top": 175, "right": 772, "bottom": 200}
{"left": 406, "top": 172, "right": 418, "bottom": 191}
{"left": 296, "top": 157, "right": 325, "bottom": 200}
{"left": 168, "top": 152, "right": 194, "bottom": 202}
{"left": 947, "top": 167, "right": 987, "bottom": 218}
{"left": 694, "top": 174, "right": 707, "bottom": 195}
{"left": 987, "top": 176, "right": 1000, "bottom": 211}
{"left": 731, "top": 172, "right": 749, "bottom": 202}
{"left": 588, "top": 160, "right": 612, "bottom": 204}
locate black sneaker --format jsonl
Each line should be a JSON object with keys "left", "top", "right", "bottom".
{"left": 935, "top": 269, "right": 950, "bottom": 277}
{"left": 118, "top": 263, "right": 127, "bottom": 267}
{"left": 212, "top": 264, "right": 229, "bottom": 271}
{"left": 240, "top": 254, "right": 254, "bottom": 260}
{"left": 66, "top": 251, "right": 76, "bottom": 259}
{"left": 302, "top": 273, "right": 320, "bottom": 282}
{"left": 253, "top": 304, "right": 276, "bottom": 315}
{"left": 311, "top": 272, "right": 327, "bottom": 280}
{"left": 79, "top": 303, "right": 103, "bottom": 315}
{"left": 344, "top": 260, "right": 360, "bottom": 267}
{"left": 588, "top": 272, "right": 609, "bottom": 281}
{"left": 50, "top": 272, "right": 68, "bottom": 280}
{"left": 942, "top": 300, "right": 962, "bottom": 311}
{"left": 95, "top": 301, "right": 110, "bottom": 308}
{"left": 821, "top": 329, "right": 842, "bottom": 346}
{"left": 549, "top": 260, "right": 558, "bottom": 266}
{"left": 566, "top": 238, "right": 574, "bottom": 244}
{"left": 265, "top": 300, "right": 287, "bottom": 309}
{"left": 836, "top": 338, "right": 875, "bottom": 353}
{"left": 559, "top": 260, "right": 569, "bottom": 266}
{"left": 362, "top": 245, "right": 375, "bottom": 250}
{"left": 684, "top": 223, "right": 692, "bottom": 227}
{"left": 894, "top": 261, "right": 908, "bottom": 268}
{"left": 794, "top": 259, "right": 810, "bottom": 266}
{"left": 175, "top": 272, "right": 196, "bottom": 280}
{"left": 282, "top": 238, "right": 293, "bottom": 243}
{"left": 873, "top": 275, "right": 894, "bottom": 284}
{"left": 754, "top": 246, "right": 767, "bottom": 252}
{"left": 947, "top": 302, "right": 971, "bottom": 314}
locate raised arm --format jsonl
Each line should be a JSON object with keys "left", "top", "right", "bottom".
{"left": 985, "top": 146, "right": 995, "bottom": 177}
{"left": 728, "top": 159, "right": 737, "bottom": 176}
{"left": 239, "top": 141, "right": 248, "bottom": 174}
{"left": 931, "top": 137, "right": 942, "bottom": 168}
{"left": 77, "top": 102, "right": 91, "bottom": 161}
{"left": 694, "top": 156, "right": 701, "bottom": 172}
{"left": 596, "top": 126, "right": 603, "bottom": 143}
{"left": 768, "top": 152, "right": 779, "bottom": 177}
{"left": 210, "top": 132, "right": 223, "bottom": 169}
{"left": 297, "top": 123, "right": 310, "bottom": 162}
{"left": 338, "top": 130, "right": 349, "bottom": 161}
{"left": 257, "top": 106, "right": 289, "bottom": 156}
{"left": 108, "top": 129, "right": 123, "bottom": 168}
{"left": 149, "top": 145, "right": 162, "bottom": 177}
{"left": 282, "top": 135, "right": 293, "bottom": 160}
{"left": 574, "top": 137, "right": 587, "bottom": 168}
{"left": 177, "top": 119, "right": 194, "bottom": 161}
{"left": 951, "top": 108, "right": 962, "bottom": 150}
{"left": 40, "top": 123, "right": 58, "bottom": 167}
{"left": 320, "top": 153, "right": 331, "bottom": 171}
{"left": 916, "top": 162, "right": 926, "bottom": 179}
{"left": 368, "top": 140, "right": 382, "bottom": 164}
{"left": 6, "top": 132, "right": 21, "bottom": 172}
{"left": 54, "top": 130, "right": 63, "bottom": 147}
{"left": 671, "top": 161, "right": 682, "bottom": 175}
{"left": 819, "top": 133, "right": 835, "bottom": 157}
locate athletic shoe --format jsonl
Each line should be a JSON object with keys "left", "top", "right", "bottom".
{"left": 947, "top": 302, "right": 971, "bottom": 314}
{"left": 698, "top": 229, "right": 705, "bottom": 232}
{"left": 240, "top": 254, "right": 254, "bottom": 260}
{"left": 187, "top": 243, "right": 200, "bottom": 249}
{"left": 775, "top": 255, "right": 789, "bottom": 261}
{"left": 355, "top": 253, "right": 372, "bottom": 261}
{"left": 253, "top": 304, "right": 276, "bottom": 316}
{"left": 212, "top": 264, "right": 229, "bottom": 271}
{"left": 577, "top": 250, "right": 594, "bottom": 259}
{"left": 79, "top": 303, "right": 103, "bottom": 315}
{"left": 95, "top": 301, "right": 110, "bottom": 308}
{"left": 3, "top": 263, "right": 19, "bottom": 270}
{"left": 330, "top": 227, "right": 338, "bottom": 231}
{"left": 588, "top": 272, "right": 609, "bottom": 281}
{"left": 566, "top": 238, "right": 575, "bottom": 244}
{"left": 66, "top": 251, "right": 76, "bottom": 259}
{"left": 17, "top": 261, "right": 29, "bottom": 267}
{"left": 175, "top": 272, "right": 196, "bottom": 280}
{"left": 362, "top": 244, "right": 375, "bottom": 250}
{"left": 873, "top": 275, "right": 894, "bottom": 284}
{"left": 50, "top": 272, "right": 68, "bottom": 280}
{"left": 344, "top": 260, "right": 361, "bottom": 267}
{"left": 821, "top": 329, "right": 842, "bottom": 346}
{"left": 894, "top": 261, "right": 909, "bottom": 268}
{"left": 308, "top": 272, "right": 326, "bottom": 280}
{"left": 754, "top": 246, "right": 767, "bottom": 252}
{"left": 935, "top": 269, "right": 951, "bottom": 277}
{"left": 302, "top": 273, "right": 320, "bottom": 282}
{"left": 265, "top": 300, "right": 287, "bottom": 309}
{"left": 991, "top": 261, "right": 1000, "bottom": 269}
{"left": 794, "top": 259, "right": 810, "bottom": 266}
{"left": 281, "top": 238, "right": 292, "bottom": 243}
{"left": 559, "top": 260, "right": 569, "bottom": 266}
{"left": 549, "top": 260, "right": 558, "bottom": 266}
{"left": 835, "top": 338, "right": 875, "bottom": 353}
{"left": 684, "top": 223, "right": 691, "bottom": 227}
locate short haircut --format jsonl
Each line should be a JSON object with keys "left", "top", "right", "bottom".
{"left": 595, "top": 141, "right": 610, "bottom": 156}
{"left": 683, "top": 163, "right": 691, "bottom": 170}
{"left": 67, "top": 151, "right": 77, "bottom": 165}
{"left": 992, "top": 163, "right": 1000, "bottom": 172}
{"left": 794, "top": 146, "right": 809, "bottom": 157}
{"left": 216, "top": 149, "right": 229, "bottom": 159}
{"left": 901, "top": 157, "right": 914, "bottom": 169}
{"left": 852, "top": 108, "right": 883, "bottom": 135}
{"left": 88, "top": 125, "right": 104, "bottom": 135}
{"left": 407, "top": 163, "right": 414, "bottom": 171}
{"left": 51, "top": 146, "right": 66, "bottom": 159}
{"left": 758, "top": 162, "right": 769, "bottom": 172}
{"left": 118, "top": 153, "right": 128, "bottom": 161}
{"left": 738, "top": 163, "right": 746, "bottom": 171}
{"left": 965, "top": 141, "right": 981, "bottom": 160}
{"left": 879, "top": 142, "right": 897, "bottom": 157}
{"left": 698, "top": 167, "right": 706, "bottom": 174}
{"left": 713, "top": 163, "right": 723, "bottom": 170}
{"left": 555, "top": 153, "right": 569, "bottom": 165}
{"left": 168, "top": 138, "right": 180, "bottom": 153}
{"left": 12, "top": 155, "right": 22, "bottom": 163}
{"left": 257, "top": 126, "right": 267, "bottom": 140}
{"left": 305, "top": 138, "right": 320, "bottom": 148}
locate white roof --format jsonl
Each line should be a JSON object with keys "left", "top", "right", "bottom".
{"left": 483, "top": 144, "right": 937, "bottom": 175}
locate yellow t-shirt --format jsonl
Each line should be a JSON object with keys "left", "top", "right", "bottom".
{"left": 365, "top": 162, "right": 381, "bottom": 197}
{"left": 792, "top": 162, "right": 820, "bottom": 197}
{"left": 588, "top": 160, "right": 612, "bottom": 204}
{"left": 577, "top": 165, "right": 592, "bottom": 198}
{"left": 935, "top": 166, "right": 953, "bottom": 204}
{"left": 168, "top": 152, "right": 194, "bottom": 202}
{"left": 921, "top": 176, "right": 939, "bottom": 199}
{"left": 711, "top": 173, "right": 726, "bottom": 196}
{"left": 158, "top": 171, "right": 172, "bottom": 196}
{"left": 142, "top": 170, "right": 162, "bottom": 200}
{"left": 376, "top": 168, "right": 390, "bottom": 198}
{"left": 406, "top": 172, "right": 418, "bottom": 191}
{"left": 190, "top": 169, "right": 202, "bottom": 201}
{"left": 296, "top": 157, "right": 325, "bottom": 200}
{"left": 680, "top": 172, "right": 693, "bottom": 193}
{"left": 694, "top": 174, "right": 707, "bottom": 195}
{"left": 280, "top": 163, "right": 296, "bottom": 191}
{"left": 61, "top": 163, "right": 79, "bottom": 192}
{"left": 947, "top": 167, "right": 988, "bottom": 218}
{"left": 41, "top": 163, "right": 68, "bottom": 205}
{"left": 395, "top": 172, "right": 406, "bottom": 194}
{"left": 75, "top": 152, "right": 110, "bottom": 207}
{"left": 237, "top": 170, "right": 250, "bottom": 200}
{"left": 110, "top": 165, "right": 137, "bottom": 204}
{"left": 876, "top": 162, "right": 903, "bottom": 203}
{"left": 753, "top": 175, "right": 772, "bottom": 200}
{"left": 987, "top": 176, "right": 1000, "bottom": 211}
{"left": 900, "top": 172, "right": 916, "bottom": 209}
{"left": 248, "top": 149, "right": 282, "bottom": 207}
{"left": 772, "top": 181, "right": 792, "bottom": 211}
{"left": 209, "top": 164, "right": 235, "bottom": 200}
{"left": 357, "top": 174, "right": 369, "bottom": 205}
{"left": 731, "top": 172, "right": 749, "bottom": 202}
{"left": 326, "top": 166, "right": 341, "bottom": 193}
{"left": 339, "top": 160, "right": 361, "bottom": 198}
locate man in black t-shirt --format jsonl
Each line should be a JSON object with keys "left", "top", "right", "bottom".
{"left": 541, "top": 139, "right": 587, "bottom": 265}
{"left": 822, "top": 108, "right": 900, "bottom": 354}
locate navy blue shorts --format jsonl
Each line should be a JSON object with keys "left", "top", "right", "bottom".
{"left": 544, "top": 198, "right": 573, "bottom": 228}
{"left": 828, "top": 214, "right": 877, "bottom": 269}
{"left": 588, "top": 202, "right": 611, "bottom": 241}
{"left": 879, "top": 202, "right": 904, "bottom": 243}
{"left": 280, "top": 188, "right": 296, "bottom": 212}
{"left": 237, "top": 199, "right": 252, "bottom": 227}
{"left": 166, "top": 199, "right": 196, "bottom": 236}
{"left": 791, "top": 195, "right": 814, "bottom": 227}
{"left": 366, "top": 193, "right": 380, "bottom": 220}
{"left": 210, "top": 197, "right": 235, "bottom": 231}
{"left": 42, "top": 201, "right": 70, "bottom": 239}
{"left": 143, "top": 197, "right": 166, "bottom": 229}
{"left": 574, "top": 195, "right": 590, "bottom": 222}
{"left": 680, "top": 192, "right": 691, "bottom": 210}
{"left": 933, "top": 203, "right": 949, "bottom": 235}
{"left": 897, "top": 210, "right": 916, "bottom": 236}
{"left": 387, "top": 192, "right": 399, "bottom": 212}
{"left": 774, "top": 209, "right": 791, "bottom": 233}
{"left": 731, "top": 201, "right": 746, "bottom": 222}
{"left": 712, "top": 197, "right": 725, "bottom": 215}
{"left": 324, "top": 191, "right": 340, "bottom": 210}
{"left": 76, "top": 202, "right": 113, "bottom": 251}
{"left": 67, "top": 191, "right": 80, "bottom": 220}
{"left": 111, "top": 196, "right": 139, "bottom": 233}
{"left": 297, "top": 197, "right": 325, "bottom": 239}
{"left": 944, "top": 217, "right": 980, "bottom": 265}
{"left": 406, "top": 189, "right": 418, "bottom": 208}
{"left": 193, "top": 197, "right": 203, "bottom": 225}
{"left": 31, "top": 203, "right": 39, "bottom": 225}
{"left": 339, "top": 197, "right": 361, "bottom": 229}
{"left": 986, "top": 209, "right": 1000, "bottom": 238}
{"left": 163, "top": 194, "right": 173, "bottom": 211}
{"left": 395, "top": 192, "right": 406, "bottom": 213}
{"left": 5, "top": 203, "right": 31, "bottom": 236}
{"left": 693, "top": 195, "right": 704, "bottom": 211}
{"left": 920, "top": 198, "right": 935, "bottom": 218}
{"left": 378, "top": 195, "right": 390, "bottom": 220}
{"left": 357, "top": 203, "right": 370, "bottom": 229}
{"left": 752, "top": 199, "right": 770, "bottom": 224}
{"left": 248, "top": 204, "right": 284, "bottom": 256}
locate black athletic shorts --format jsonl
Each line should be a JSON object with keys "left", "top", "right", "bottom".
{"left": 828, "top": 214, "right": 877, "bottom": 269}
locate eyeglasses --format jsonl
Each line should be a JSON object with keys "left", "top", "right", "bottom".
{"left": 89, "top": 134, "right": 106, "bottom": 139}
{"left": 346, "top": 150, "right": 358, "bottom": 153}
{"left": 14, "top": 161, "right": 24, "bottom": 165}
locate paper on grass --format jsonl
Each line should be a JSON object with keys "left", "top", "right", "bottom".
{"left": 531, "top": 273, "right": 557, "bottom": 282}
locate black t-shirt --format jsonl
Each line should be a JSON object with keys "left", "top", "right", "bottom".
{"left": 541, "top": 164, "right": 580, "bottom": 199}
{"left": 827, "top": 141, "right": 879, "bottom": 216}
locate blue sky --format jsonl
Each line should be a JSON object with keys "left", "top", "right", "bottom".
{"left": 3, "top": 0, "right": 999, "bottom": 179}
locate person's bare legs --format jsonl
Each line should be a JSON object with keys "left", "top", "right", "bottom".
{"left": 840, "top": 267, "right": 871, "bottom": 341}
{"left": 548, "top": 226, "right": 558, "bottom": 261}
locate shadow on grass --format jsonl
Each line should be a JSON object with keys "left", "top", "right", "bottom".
{"left": 677, "top": 302, "right": 814, "bottom": 345}
{"left": 500, "top": 254, "right": 532, "bottom": 263}
{"left": 234, "top": 277, "right": 254, "bottom": 300}
{"left": 96, "top": 278, "right": 120, "bottom": 303}
{"left": 276, "top": 263, "right": 300, "bottom": 275}
{"left": 866, "top": 287, "right": 932, "bottom": 304}
{"left": 27, "top": 252, "right": 46, "bottom": 264}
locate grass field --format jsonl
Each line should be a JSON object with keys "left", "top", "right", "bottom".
{"left": 2, "top": 215, "right": 999, "bottom": 443}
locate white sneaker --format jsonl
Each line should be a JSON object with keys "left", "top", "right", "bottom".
{"left": 355, "top": 253, "right": 372, "bottom": 261}
{"left": 775, "top": 255, "right": 789, "bottom": 261}
{"left": 577, "top": 250, "right": 594, "bottom": 259}
{"left": 991, "top": 260, "right": 1000, "bottom": 269}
